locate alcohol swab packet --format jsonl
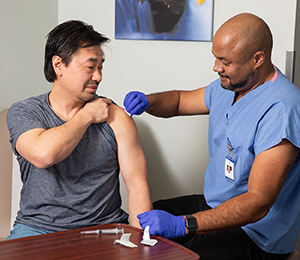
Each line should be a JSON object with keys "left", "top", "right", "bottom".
{"left": 141, "top": 226, "right": 158, "bottom": 246}
{"left": 114, "top": 233, "right": 138, "bottom": 248}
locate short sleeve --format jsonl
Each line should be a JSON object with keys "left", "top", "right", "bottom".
{"left": 7, "top": 101, "right": 48, "bottom": 155}
{"left": 204, "top": 79, "right": 220, "bottom": 111}
{"left": 254, "top": 102, "right": 300, "bottom": 155}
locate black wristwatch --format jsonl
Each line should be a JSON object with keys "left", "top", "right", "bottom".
{"left": 185, "top": 214, "right": 197, "bottom": 237}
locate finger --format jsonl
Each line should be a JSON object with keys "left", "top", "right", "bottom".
{"left": 124, "top": 93, "right": 136, "bottom": 106}
{"left": 139, "top": 216, "right": 152, "bottom": 226}
{"left": 148, "top": 225, "right": 159, "bottom": 235}
{"left": 101, "top": 97, "right": 112, "bottom": 105}
{"left": 126, "top": 96, "right": 142, "bottom": 114}
{"left": 140, "top": 218, "right": 155, "bottom": 231}
{"left": 147, "top": 220, "right": 163, "bottom": 235}
{"left": 138, "top": 212, "right": 154, "bottom": 226}
{"left": 131, "top": 102, "right": 146, "bottom": 115}
{"left": 124, "top": 92, "right": 139, "bottom": 109}
{"left": 137, "top": 211, "right": 152, "bottom": 222}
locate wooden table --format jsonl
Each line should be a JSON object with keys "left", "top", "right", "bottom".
{"left": 0, "top": 223, "right": 200, "bottom": 259}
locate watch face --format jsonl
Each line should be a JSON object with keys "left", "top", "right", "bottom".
{"left": 186, "top": 215, "right": 197, "bottom": 228}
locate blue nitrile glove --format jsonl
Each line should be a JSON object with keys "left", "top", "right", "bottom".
{"left": 137, "top": 210, "right": 185, "bottom": 239}
{"left": 123, "top": 91, "right": 149, "bottom": 116}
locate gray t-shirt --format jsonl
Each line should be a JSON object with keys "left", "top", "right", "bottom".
{"left": 7, "top": 92, "right": 128, "bottom": 232}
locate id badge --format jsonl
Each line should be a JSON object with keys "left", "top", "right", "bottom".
{"left": 225, "top": 138, "right": 236, "bottom": 182}
{"left": 225, "top": 154, "right": 235, "bottom": 182}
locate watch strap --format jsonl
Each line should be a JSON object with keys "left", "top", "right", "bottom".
{"left": 185, "top": 214, "right": 196, "bottom": 237}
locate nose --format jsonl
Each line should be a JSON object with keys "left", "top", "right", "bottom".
{"left": 213, "top": 58, "right": 224, "bottom": 73}
{"left": 92, "top": 69, "right": 102, "bottom": 83}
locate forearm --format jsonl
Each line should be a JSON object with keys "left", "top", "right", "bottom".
{"left": 146, "top": 91, "right": 181, "bottom": 118}
{"left": 128, "top": 183, "right": 152, "bottom": 228}
{"left": 145, "top": 88, "right": 209, "bottom": 117}
{"left": 17, "top": 109, "right": 92, "bottom": 168}
{"left": 193, "top": 191, "right": 270, "bottom": 235}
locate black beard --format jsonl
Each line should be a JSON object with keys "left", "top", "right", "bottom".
{"left": 221, "top": 72, "right": 254, "bottom": 91}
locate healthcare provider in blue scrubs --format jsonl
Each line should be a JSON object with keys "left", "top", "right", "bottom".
{"left": 123, "top": 13, "right": 300, "bottom": 260}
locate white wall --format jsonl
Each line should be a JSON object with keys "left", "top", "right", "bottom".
{"left": 0, "top": 0, "right": 58, "bottom": 112}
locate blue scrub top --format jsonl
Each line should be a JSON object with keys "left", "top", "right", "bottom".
{"left": 204, "top": 67, "right": 300, "bottom": 254}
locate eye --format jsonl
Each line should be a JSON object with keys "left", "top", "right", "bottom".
{"left": 222, "top": 60, "right": 231, "bottom": 66}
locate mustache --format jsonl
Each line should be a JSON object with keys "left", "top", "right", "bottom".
{"left": 218, "top": 73, "right": 230, "bottom": 78}
{"left": 84, "top": 81, "right": 99, "bottom": 87}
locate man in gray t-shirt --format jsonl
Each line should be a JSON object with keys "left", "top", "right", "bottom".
{"left": 6, "top": 20, "right": 152, "bottom": 240}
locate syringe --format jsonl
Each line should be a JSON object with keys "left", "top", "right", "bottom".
{"left": 81, "top": 227, "right": 124, "bottom": 235}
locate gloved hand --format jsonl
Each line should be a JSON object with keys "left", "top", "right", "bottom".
{"left": 137, "top": 210, "right": 185, "bottom": 239}
{"left": 123, "top": 91, "right": 149, "bottom": 116}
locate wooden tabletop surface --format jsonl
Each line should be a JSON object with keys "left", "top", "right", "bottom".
{"left": 0, "top": 223, "right": 200, "bottom": 260}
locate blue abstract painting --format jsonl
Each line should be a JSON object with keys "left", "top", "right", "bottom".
{"left": 115, "top": 0, "right": 214, "bottom": 42}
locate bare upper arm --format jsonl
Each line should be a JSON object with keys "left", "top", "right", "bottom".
{"left": 178, "top": 87, "right": 209, "bottom": 115}
{"left": 248, "top": 139, "right": 299, "bottom": 209}
{"left": 107, "top": 104, "right": 147, "bottom": 184}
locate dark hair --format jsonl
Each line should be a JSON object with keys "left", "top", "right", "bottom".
{"left": 44, "top": 20, "right": 110, "bottom": 82}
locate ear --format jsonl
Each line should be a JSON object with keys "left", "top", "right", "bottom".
{"left": 52, "top": 56, "right": 63, "bottom": 77}
{"left": 253, "top": 51, "right": 265, "bottom": 69}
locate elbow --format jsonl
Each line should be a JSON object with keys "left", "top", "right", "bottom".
{"left": 246, "top": 190, "right": 276, "bottom": 224}
{"left": 30, "top": 150, "right": 56, "bottom": 169}
{"left": 251, "top": 210, "right": 269, "bottom": 224}
{"left": 249, "top": 203, "right": 272, "bottom": 224}
{"left": 33, "top": 162, "right": 53, "bottom": 170}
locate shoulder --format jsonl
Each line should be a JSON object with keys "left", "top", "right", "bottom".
{"left": 9, "top": 93, "right": 49, "bottom": 113}
{"left": 7, "top": 93, "right": 54, "bottom": 137}
{"left": 107, "top": 103, "right": 131, "bottom": 122}
{"left": 8, "top": 93, "right": 49, "bottom": 121}
{"left": 107, "top": 103, "right": 138, "bottom": 137}
{"left": 273, "top": 72, "right": 300, "bottom": 102}
{"left": 204, "top": 79, "right": 232, "bottom": 110}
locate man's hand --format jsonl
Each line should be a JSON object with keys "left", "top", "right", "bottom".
{"left": 137, "top": 210, "right": 185, "bottom": 239}
{"left": 123, "top": 91, "right": 149, "bottom": 116}
{"left": 83, "top": 97, "right": 112, "bottom": 123}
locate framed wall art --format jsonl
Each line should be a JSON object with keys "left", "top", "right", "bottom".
{"left": 115, "top": 0, "right": 214, "bottom": 42}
